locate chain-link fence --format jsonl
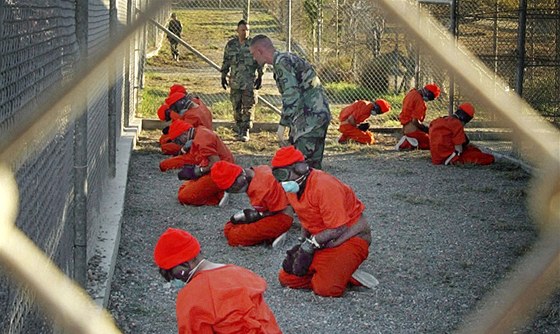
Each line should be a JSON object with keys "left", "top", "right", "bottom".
{"left": 0, "top": 0, "right": 558, "bottom": 333}
{"left": 149, "top": 0, "right": 558, "bottom": 158}
{"left": 0, "top": 0, "right": 168, "bottom": 332}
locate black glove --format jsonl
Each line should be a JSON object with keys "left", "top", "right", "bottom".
{"left": 164, "top": 108, "right": 172, "bottom": 121}
{"left": 178, "top": 164, "right": 201, "bottom": 180}
{"left": 162, "top": 126, "right": 169, "bottom": 135}
{"left": 230, "top": 209, "right": 263, "bottom": 224}
{"left": 254, "top": 76, "right": 262, "bottom": 90}
{"left": 420, "top": 123, "right": 429, "bottom": 133}
{"left": 291, "top": 240, "right": 317, "bottom": 276}
{"left": 221, "top": 76, "right": 228, "bottom": 90}
{"left": 282, "top": 244, "right": 301, "bottom": 274}
{"left": 357, "top": 123, "right": 370, "bottom": 131}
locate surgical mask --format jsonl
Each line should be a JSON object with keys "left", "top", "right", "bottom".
{"left": 281, "top": 181, "right": 300, "bottom": 193}
{"left": 171, "top": 279, "right": 185, "bottom": 289}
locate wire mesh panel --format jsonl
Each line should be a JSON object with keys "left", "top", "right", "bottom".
{"left": 0, "top": 0, "right": 151, "bottom": 332}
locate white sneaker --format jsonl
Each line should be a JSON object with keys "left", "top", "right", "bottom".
{"left": 218, "top": 192, "right": 229, "bottom": 208}
{"left": 272, "top": 232, "right": 288, "bottom": 248}
{"left": 351, "top": 269, "right": 379, "bottom": 289}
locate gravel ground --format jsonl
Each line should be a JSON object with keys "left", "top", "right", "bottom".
{"left": 107, "top": 130, "right": 558, "bottom": 333}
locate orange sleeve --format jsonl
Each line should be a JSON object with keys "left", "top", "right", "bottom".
{"left": 247, "top": 166, "right": 289, "bottom": 212}
{"left": 399, "top": 89, "right": 427, "bottom": 125}
{"left": 191, "top": 127, "right": 219, "bottom": 166}
{"left": 339, "top": 100, "right": 373, "bottom": 123}
{"left": 449, "top": 119, "right": 466, "bottom": 145}
{"left": 287, "top": 171, "right": 364, "bottom": 234}
{"left": 176, "top": 266, "right": 281, "bottom": 334}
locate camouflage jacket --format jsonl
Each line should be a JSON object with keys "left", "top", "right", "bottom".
{"left": 272, "top": 51, "right": 331, "bottom": 140}
{"left": 220, "top": 37, "right": 263, "bottom": 90}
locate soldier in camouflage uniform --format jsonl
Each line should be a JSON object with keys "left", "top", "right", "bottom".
{"left": 249, "top": 35, "right": 331, "bottom": 169}
{"left": 220, "top": 20, "right": 263, "bottom": 142}
{"left": 166, "top": 13, "right": 182, "bottom": 61}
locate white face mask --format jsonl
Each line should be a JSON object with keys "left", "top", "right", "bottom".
{"left": 281, "top": 181, "right": 300, "bottom": 193}
{"left": 171, "top": 259, "right": 206, "bottom": 289}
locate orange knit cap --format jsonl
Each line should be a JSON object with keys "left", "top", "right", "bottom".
{"left": 168, "top": 120, "right": 193, "bottom": 140}
{"left": 210, "top": 161, "right": 244, "bottom": 190}
{"left": 424, "top": 83, "right": 441, "bottom": 99}
{"left": 157, "top": 103, "right": 170, "bottom": 121}
{"left": 374, "top": 99, "right": 391, "bottom": 113}
{"left": 154, "top": 228, "right": 201, "bottom": 270}
{"left": 166, "top": 92, "right": 185, "bottom": 106}
{"left": 271, "top": 146, "right": 305, "bottom": 168}
{"left": 458, "top": 102, "right": 475, "bottom": 117}
{"left": 169, "top": 84, "right": 187, "bottom": 96}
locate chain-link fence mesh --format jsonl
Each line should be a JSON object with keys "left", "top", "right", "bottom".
{"left": 148, "top": 0, "right": 558, "bottom": 158}
{"left": 0, "top": 0, "right": 558, "bottom": 333}
{"left": 0, "top": 0, "right": 164, "bottom": 332}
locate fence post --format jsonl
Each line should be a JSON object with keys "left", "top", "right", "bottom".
{"left": 448, "top": 0, "right": 457, "bottom": 115}
{"left": 515, "top": 0, "right": 527, "bottom": 97}
{"left": 73, "top": 0, "right": 89, "bottom": 288}
{"left": 514, "top": 0, "right": 528, "bottom": 157}
{"left": 243, "top": 0, "right": 250, "bottom": 23}
{"left": 287, "top": 0, "right": 292, "bottom": 52}
{"left": 108, "top": 0, "right": 117, "bottom": 178}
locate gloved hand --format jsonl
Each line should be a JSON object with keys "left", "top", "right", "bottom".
{"left": 281, "top": 244, "right": 301, "bottom": 274}
{"left": 357, "top": 123, "right": 370, "bottom": 131}
{"left": 254, "top": 76, "right": 262, "bottom": 90}
{"left": 162, "top": 126, "right": 169, "bottom": 135}
{"left": 291, "top": 240, "right": 316, "bottom": 276}
{"left": 178, "top": 164, "right": 202, "bottom": 180}
{"left": 420, "top": 123, "right": 429, "bottom": 133}
{"left": 230, "top": 209, "right": 263, "bottom": 224}
{"left": 221, "top": 76, "right": 228, "bottom": 90}
{"left": 164, "top": 108, "right": 172, "bottom": 121}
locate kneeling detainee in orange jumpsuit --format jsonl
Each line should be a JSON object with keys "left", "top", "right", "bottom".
{"left": 154, "top": 228, "right": 282, "bottom": 334}
{"left": 210, "top": 161, "right": 294, "bottom": 247}
{"left": 338, "top": 98, "right": 391, "bottom": 145}
{"left": 271, "top": 146, "right": 378, "bottom": 297}
{"left": 159, "top": 119, "right": 198, "bottom": 171}
{"left": 171, "top": 123, "right": 234, "bottom": 206}
{"left": 395, "top": 83, "right": 440, "bottom": 150}
{"left": 429, "top": 102, "right": 495, "bottom": 165}
{"left": 157, "top": 84, "right": 214, "bottom": 155}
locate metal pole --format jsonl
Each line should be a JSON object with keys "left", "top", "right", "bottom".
{"left": 515, "top": 0, "right": 527, "bottom": 96}
{"left": 448, "top": 0, "right": 457, "bottom": 115}
{"left": 108, "top": 0, "right": 117, "bottom": 178}
{"left": 124, "top": 0, "right": 133, "bottom": 127}
{"left": 244, "top": 0, "right": 250, "bottom": 22}
{"left": 287, "top": 0, "right": 292, "bottom": 52}
{"left": 73, "top": 0, "right": 89, "bottom": 288}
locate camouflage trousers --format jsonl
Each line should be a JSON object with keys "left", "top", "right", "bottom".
{"left": 230, "top": 88, "right": 256, "bottom": 131}
{"left": 291, "top": 126, "right": 328, "bottom": 170}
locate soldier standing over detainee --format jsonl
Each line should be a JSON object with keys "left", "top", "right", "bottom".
{"left": 249, "top": 34, "right": 331, "bottom": 170}
{"left": 220, "top": 20, "right": 263, "bottom": 142}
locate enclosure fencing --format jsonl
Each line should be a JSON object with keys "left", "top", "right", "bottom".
{"left": 0, "top": 0, "right": 558, "bottom": 333}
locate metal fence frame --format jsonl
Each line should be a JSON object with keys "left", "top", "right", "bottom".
{"left": 0, "top": 0, "right": 558, "bottom": 333}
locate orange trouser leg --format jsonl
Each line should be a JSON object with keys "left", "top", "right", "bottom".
{"left": 223, "top": 213, "right": 293, "bottom": 247}
{"left": 177, "top": 174, "right": 224, "bottom": 206}
{"left": 278, "top": 237, "right": 369, "bottom": 297}
{"left": 159, "top": 153, "right": 197, "bottom": 171}
{"left": 338, "top": 124, "right": 375, "bottom": 145}
{"left": 159, "top": 134, "right": 170, "bottom": 146}
{"left": 406, "top": 130, "right": 430, "bottom": 150}
{"left": 161, "top": 142, "right": 181, "bottom": 155}
{"left": 455, "top": 145, "right": 495, "bottom": 165}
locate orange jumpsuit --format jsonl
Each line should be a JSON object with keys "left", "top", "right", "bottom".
{"left": 160, "top": 99, "right": 214, "bottom": 155}
{"left": 176, "top": 127, "right": 235, "bottom": 206}
{"left": 337, "top": 100, "right": 376, "bottom": 145}
{"left": 176, "top": 265, "right": 282, "bottom": 334}
{"left": 429, "top": 116, "right": 495, "bottom": 165}
{"left": 398, "top": 89, "right": 430, "bottom": 150}
{"left": 224, "top": 165, "right": 293, "bottom": 247}
{"left": 278, "top": 170, "right": 369, "bottom": 297}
